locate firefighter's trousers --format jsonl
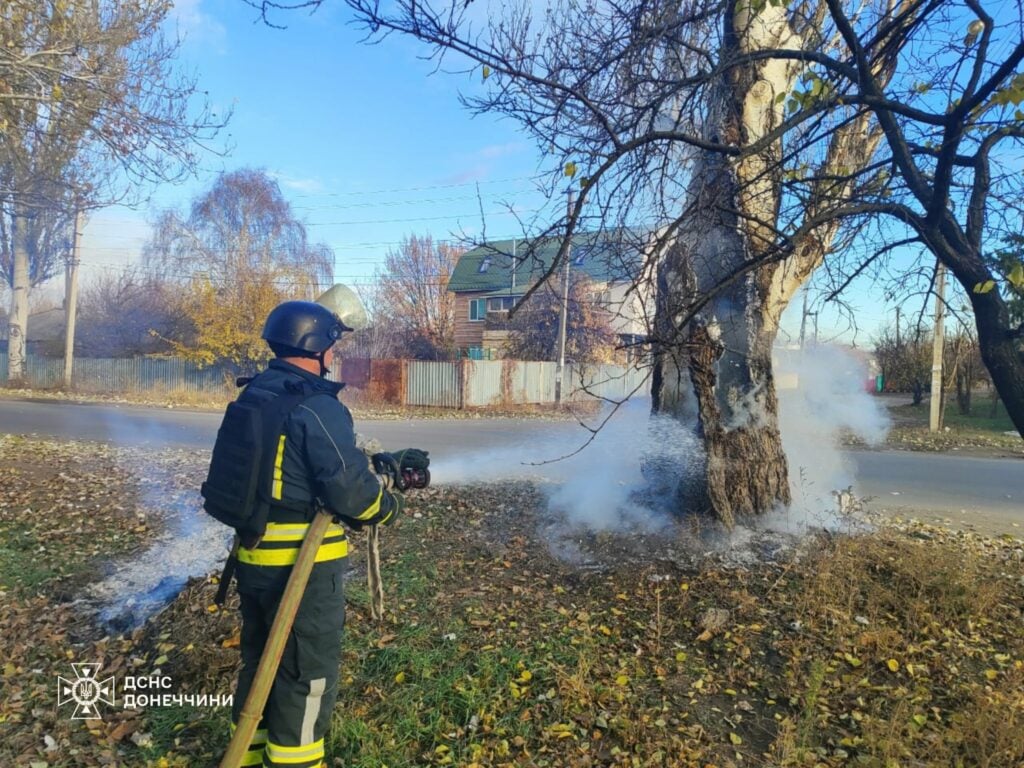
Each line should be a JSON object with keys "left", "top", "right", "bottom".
{"left": 230, "top": 523, "right": 348, "bottom": 768}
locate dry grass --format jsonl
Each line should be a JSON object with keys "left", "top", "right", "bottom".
{"left": 777, "top": 531, "right": 1024, "bottom": 767}
{"left": 3, "top": 443, "right": 1024, "bottom": 767}
{"left": 127, "top": 494, "right": 1024, "bottom": 768}
{"left": 796, "top": 533, "right": 1008, "bottom": 639}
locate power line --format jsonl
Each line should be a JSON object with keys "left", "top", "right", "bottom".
{"left": 281, "top": 175, "right": 540, "bottom": 199}
{"left": 288, "top": 189, "right": 537, "bottom": 212}
{"left": 79, "top": 260, "right": 454, "bottom": 289}
{"left": 77, "top": 230, "right": 541, "bottom": 257}
{"left": 304, "top": 209, "right": 542, "bottom": 227}
{"left": 83, "top": 206, "right": 544, "bottom": 232}
{"left": 82, "top": 188, "right": 543, "bottom": 227}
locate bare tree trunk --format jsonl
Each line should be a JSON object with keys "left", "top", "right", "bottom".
{"left": 654, "top": 124, "right": 797, "bottom": 528}
{"left": 651, "top": 4, "right": 799, "bottom": 526}
{"left": 934, "top": 233, "right": 1024, "bottom": 437}
{"left": 6, "top": 210, "right": 31, "bottom": 383}
{"left": 956, "top": 371, "right": 971, "bottom": 416}
{"left": 653, "top": 205, "right": 791, "bottom": 527}
{"left": 975, "top": 311, "right": 1024, "bottom": 434}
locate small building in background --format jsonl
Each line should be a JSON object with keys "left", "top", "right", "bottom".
{"left": 447, "top": 232, "right": 653, "bottom": 360}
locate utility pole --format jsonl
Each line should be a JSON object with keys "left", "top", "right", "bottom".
{"left": 554, "top": 188, "right": 574, "bottom": 405}
{"left": 63, "top": 208, "right": 83, "bottom": 388}
{"left": 895, "top": 306, "right": 902, "bottom": 348}
{"left": 929, "top": 261, "right": 946, "bottom": 432}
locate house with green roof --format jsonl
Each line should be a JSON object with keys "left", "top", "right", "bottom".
{"left": 447, "top": 232, "right": 652, "bottom": 359}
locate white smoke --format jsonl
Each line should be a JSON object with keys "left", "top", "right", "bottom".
{"left": 87, "top": 413, "right": 228, "bottom": 630}
{"left": 84, "top": 343, "right": 888, "bottom": 613}
{"left": 430, "top": 398, "right": 703, "bottom": 532}
{"left": 766, "top": 344, "right": 890, "bottom": 533}
{"left": 433, "top": 345, "right": 888, "bottom": 540}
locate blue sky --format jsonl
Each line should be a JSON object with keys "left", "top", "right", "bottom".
{"left": 82, "top": 0, "right": 551, "bottom": 283}
{"left": 73, "top": 0, "right": 912, "bottom": 346}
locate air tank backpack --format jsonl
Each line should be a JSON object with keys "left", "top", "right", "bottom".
{"left": 201, "top": 379, "right": 312, "bottom": 541}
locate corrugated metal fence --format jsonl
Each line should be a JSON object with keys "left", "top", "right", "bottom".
{"left": 0, "top": 354, "right": 231, "bottom": 395}
{"left": 0, "top": 354, "right": 650, "bottom": 407}
{"left": 406, "top": 360, "right": 462, "bottom": 407}
{"left": 404, "top": 360, "right": 649, "bottom": 408}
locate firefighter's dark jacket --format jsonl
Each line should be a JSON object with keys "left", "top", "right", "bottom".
{"left": 242, "top": 358, "right": 397, "bottom": 530}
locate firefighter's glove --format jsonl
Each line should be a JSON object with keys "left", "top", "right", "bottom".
{"left": 372, "top": 452, "right": 401, "bottom": 487}
{"left": 392, "top": 448, "right": 430, "bottom": 473}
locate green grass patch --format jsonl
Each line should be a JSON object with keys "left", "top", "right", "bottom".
{"left": 893, "top": 393, "right": 1015, "bottom": 433}
{"left": 884, "top": 393, "right": 1022, "bottom": 454}
{"left": 0, "top": 522, "right": 61, "bottom": 591}
{"left": 135, "top": 705, "right": 230, "bottom": 765}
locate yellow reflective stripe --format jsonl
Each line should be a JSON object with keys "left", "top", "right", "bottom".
{"left": 265, "top": 738, "right": 325, "bottom": 763}
{"left": 352, "top": 486, "right": 383, "bottom": 521}
{"left": 228, "top": 723, "right": 267, "bottom": 746}
{"left": 262, "top": 522, "right": 345, "bottom": 542}
{"left": 237, "top": 540, "right": 348, "bottom": 566}
{"left": 241, "top": 750, "right": 264, "bottom": 766}
{"left": 272, "top": 434, "right": 287, "bottom": 500}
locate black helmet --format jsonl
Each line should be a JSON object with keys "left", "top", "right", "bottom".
{"left": 261, "top": 301, "right": 350, "bottom": 356}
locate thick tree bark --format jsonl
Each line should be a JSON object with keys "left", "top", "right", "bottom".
{"left": 652, "top": 157, "right": 791, "bottom": 527}
{"left": 6, "top": 210, "right": 31, "bottom": 383}
{"left": 651, "top": 3, "right": 798, "bottom": 526}
{"left": 972, "top": 291, "right": 1024, "bottom": 435}
{"left": 927, "top": 222, "right": 1024, "bottom": 437}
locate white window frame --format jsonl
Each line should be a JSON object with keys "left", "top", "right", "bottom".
{"left": 486, "top": 296, "right": 516, "bottom": 313}
{"left": 469, "top": 298, "right": 486, "bottom": 322}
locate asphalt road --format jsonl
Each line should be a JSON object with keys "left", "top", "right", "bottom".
{"left": 2, "top": 398, "right": 1021, "bottom": 529}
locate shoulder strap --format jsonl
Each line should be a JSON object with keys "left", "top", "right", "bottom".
{"left": 253, "top": 382, "right": 320, "bottom": 510}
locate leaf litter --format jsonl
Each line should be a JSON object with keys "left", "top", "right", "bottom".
{"left": 2, "top": 437, "right": 1024, "bottom": 767}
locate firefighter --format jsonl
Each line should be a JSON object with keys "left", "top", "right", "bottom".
{"left": 221, "top": 299, "right": 418, "bottom": 768}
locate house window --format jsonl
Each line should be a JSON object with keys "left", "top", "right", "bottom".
{"left": 486, "top": 296, "right": 516, "bottom": 313}
{"left": 478, "top": 256, "right": 492, "bottom": 273}
{"left": 469, "top": 298, "right": 486, "bottom": 321}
